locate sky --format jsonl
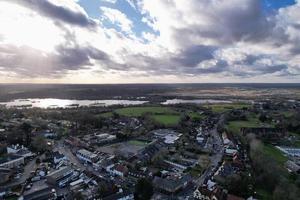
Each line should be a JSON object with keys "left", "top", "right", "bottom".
{"left": 0, "top": 0, "right": 300, "bottom": 83}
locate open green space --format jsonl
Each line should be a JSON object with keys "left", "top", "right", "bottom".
{"left": 115, "top": 106, "right": 177, "bottom": 117}
{"left": 208, "top": 103, "right": 251, "bottom": 113}
{"left": 151, "top": 114, "right": 180, "bottom": 126}
{"left": 188, "top": 112, "right": 205, "bottom": 120}
{"left": 226, "top": 114, "right": 275, "bottom": 136}
{"left": 263, "top": 144, "right": 287, "bottom": 165}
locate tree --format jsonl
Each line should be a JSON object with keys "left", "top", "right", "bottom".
{"left": 134, "top": 178, "right": 154, "bottom": 200}
{"left": 31, "top": 135, "right": 49, "bottom": 153}
{"left": 259, "top": 114, "right": 267, "bottom": 122}
{"left": 20, "top": 122, "right": 33, "bottom": 146}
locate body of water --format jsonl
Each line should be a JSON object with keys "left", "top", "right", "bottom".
{"left": 0, "top": 98, "right": 148, "bottom": 108}
{"left": 161, "top": 99, "right": 234, "bottom": 105}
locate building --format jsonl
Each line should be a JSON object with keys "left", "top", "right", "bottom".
{"left": 7, "top": 144, "right": 34, "bottom": 158}
{"left": 52, "top": 151, "right": 67, "bottom": 164}
{"left": 46, "top": 166, "right": 74, "bottom": 187}
{"left": 76, "top": 149, "right": 98, "bottom": 164}
{"left": 285, "top": 160, "right": 300, "bottom": 174}
{"left": 193, "top": 186, "right": 227, "bottom": 200}
{"left": 95, "top": 133, "right": 117, "bottom": 144}
{"left": 0, "top": 154, "right": 24, "bottom": 168}
{"left": 103, "top": 191, "right": 134, "bottom": 200}
{"left": 152, "top": 175, "right": 191, "bottom": 194}
{"left": 0, "top": 167, "right": 12, "bottom": 184}
{"left": 152, "top": 129, "right": 182, "bottom": 144}
{"left": 276, "top": 146, "right": 300, "bottom": 157}
{"left": 225, "top": 148, "right": 238, "bottom": 157}
{"left": 109, "top": 164, "right": 128, "bottom": 177}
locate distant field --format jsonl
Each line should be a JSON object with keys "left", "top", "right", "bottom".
{"left": 115, "top": 106, "right": 177, "bottom": 117}
{"left": 151, "top": 114, "right": 180, "bottom": 126}
{"left": 99, "top": 106, "right": 181, "bottom": 126}
{"left": 208, "top": 103, "right": 251, "bottom": 113}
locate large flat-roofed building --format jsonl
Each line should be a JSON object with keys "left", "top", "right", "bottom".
{"left": 76, "top": 149, "right": 98, "bottom": 163}
{"left": 0, "top": 154, "right": 24, "bottom": 168}
{"left": 46, "top": 166, "right": 74, "bottom": 187}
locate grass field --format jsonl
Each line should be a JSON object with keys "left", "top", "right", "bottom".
{"left": 226, "top": 114, "right": 275, "bottom": 136}
{"left": 208, "top": 103, "right": 251, "bottom": 113}
{"left": 263, "top": 144, "right": 287, "bottom": 165}
{"left": 188, "top": 112, "right": 205, "bottom": 120}
{"left": 151, "top": 114, "right": 181, "bottom": 126}
{"left": 115, "top": 106, "right": 177, "bottom": 117}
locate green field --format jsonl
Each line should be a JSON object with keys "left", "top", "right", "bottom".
{"left": 263, "top": 144, "right": 287, "bottom": 165}
{"left": 188, "top": 112, "right": 205, "bottom": 120}
{"left": 115, "top": 106, "right": 177, "bottom": 117}
{"left": 226, "top": 114, "right": 275, "bottom": 136}
{"left": 208, "top": 103, "right": 251, "bottom": 113}
{"left": 151, "top": 114, "right": 181, "bottom": 126}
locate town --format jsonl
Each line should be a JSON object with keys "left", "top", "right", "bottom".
{"left": 0, "top": 97, "right": 299, "bottom": 200}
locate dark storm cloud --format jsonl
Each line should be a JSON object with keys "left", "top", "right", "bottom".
{"left": 173, "top": 45, "right": 216, "bottom": 68}
{"left": 4, "top": 0, "right": 97, "bottom": 29}
{"left": 0, "top": 44, "right": 110, "bottom": 77}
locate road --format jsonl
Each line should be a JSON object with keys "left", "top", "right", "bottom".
{"left": 54, "top": 140, "right": 85, "bottom": 170}
{"left": 194, "top": 114, "right": 224, "bottom": 186}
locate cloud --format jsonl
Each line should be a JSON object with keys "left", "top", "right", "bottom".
{"left": 101, "top": 0, "right": 118, "bottom": 3}
{"left": 4, "top": 0, "right": 97, "bottom": 29}
{"left": 0, "top": 0, "right": 300, "bottom": 82}
{"left": 0, "top": 43, "right": 111, "bottom": 78}
{"left": 100, "top": 7, "right": 133, "bottom": 34}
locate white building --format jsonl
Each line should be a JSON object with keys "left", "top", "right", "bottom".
{"left": 76, "top": 149, "right": 97, "bottom": 163}
{"left": 276, "top": 146, "right": 300, "bottom": 157}
{"left": 7, "top": 144, "right": 34, "bottom": 158}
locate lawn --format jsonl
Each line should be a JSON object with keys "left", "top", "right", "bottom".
{"left": 188, "top": 112, "right": 205, "bottom": 120}
{"left": 115, "top": 106, "right": 177, "bottom": 117}
{"left": 226, "top": 114, "right": 275, "bottom": 136}
{"left": 263, "top": 144, "right": 287, "bottom": 165}
{"left": 208, "top": 103, "right": 251, "bottom": 113}
{"left": 151, "top": 114, "right": 180, "bottom": 126}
